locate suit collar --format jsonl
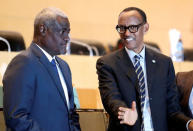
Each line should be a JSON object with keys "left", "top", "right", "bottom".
{"left": 35, "top": 44, "right": 54, "bottom": 62}
{"left": 29, "top": 43, "right": 71, "bottom": 110}
{"left": 117, "top": 47, "right": 158, "bottom": 93}
{"left": 56, "top": 57, "right": 73, "bottom": 104}
{"left": 124, "top": 46, "right": 145, "bottom": 64}
{"left": 117, "top": 48, "right": 139, "bottom": 93}
{"left": 145, "top": 47, "right": 157, "bottom": 90}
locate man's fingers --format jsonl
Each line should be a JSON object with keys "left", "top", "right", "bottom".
{"left": 118, "top": 115, "right": 124, "bottom": 120}
{"left": 131, "top": 101, "right": 136, "bottom": 111}
{"left": 118, "top": 111, "right": 124, "bottom": 116}
{"left": 120, "top": 120, "right": 125, "bottom": 124}
{"left": 119, "top": 107, "right": 128, "bottom": 112}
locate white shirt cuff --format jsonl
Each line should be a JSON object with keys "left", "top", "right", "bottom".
{"left": 186, "top": 119, "right": 192, "bottom": 131}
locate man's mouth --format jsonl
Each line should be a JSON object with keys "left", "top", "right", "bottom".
{"left": 61, "top": 43, "right": 67, "bottom": 46}
{"left": 126, "top": 38, "right": 133, "bottom": 41}
{"left": 125, "top": 37, "right": 135, "bottom": 42}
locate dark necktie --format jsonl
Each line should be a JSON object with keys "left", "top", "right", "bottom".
{"left": 51, "top": 59, "right": 59, "bottom": 74}
{"left": 134, "top": 55, "right": 146, "bottom": 131}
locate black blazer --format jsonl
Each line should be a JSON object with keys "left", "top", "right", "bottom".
{"left": 96, "top": 47, "right": 190, "bottom": 131}
{"left": 3, "top": 43, "right": 80, "bottom": 131}
{"left": 169, "top": 71, "right": 193, "bottom": 131}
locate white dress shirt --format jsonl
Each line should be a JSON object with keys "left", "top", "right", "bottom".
{"left": 36, "top": 44, "right": 70, "bottom": 110}
{"left": 125, "top": 46, "right": 154, "bottom": 131}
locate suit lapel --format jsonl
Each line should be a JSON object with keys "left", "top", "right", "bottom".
{"left": 145, "top": 48, "right": 157, "bottom": 91}
{"left": 56, "top": 57, "right": 73, "bottom": 108}
{"left": 117, "top": 48, "right": 140, "bottom": 93}
{"left": 30, "top": 43, "right": 68, "bottom": 108}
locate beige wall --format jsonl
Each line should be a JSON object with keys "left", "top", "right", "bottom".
{"left": 1, "top": 0, "right": 193, "bottom": 55}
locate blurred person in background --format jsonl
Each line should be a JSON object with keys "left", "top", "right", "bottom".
{"left": 169, "top": 70, "right": 193, "bottom": 131}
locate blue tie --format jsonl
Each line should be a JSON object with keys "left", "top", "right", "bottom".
{"left": 51, "top": 58, "right": 63, "bottom": 86}
{"left": 51, "top": 59, "right": 58, "bottom": 73}
{"left": 134, "top": 55, "right": 146, "bottom": 131}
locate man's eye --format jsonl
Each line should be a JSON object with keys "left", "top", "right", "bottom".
{"left": 60, "top": 29, "right": 70, "bottom": 35}
{"left": 60, "top": 30, "right": 65, "bottom": 35}
{"left": 120, "top": 27, "right": 126, "bottom": 30}
{"left": 129, "top": 26, "right": 137, "bottom": 29}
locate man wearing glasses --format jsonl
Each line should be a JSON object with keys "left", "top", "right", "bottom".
{"left": 96, "top": 7, "right": 193, "bottom": 131}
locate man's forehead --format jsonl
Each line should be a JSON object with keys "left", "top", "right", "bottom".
{"left": 118, "top": 11, "right": 143, "bottom": 23}
{"left": 56, "top": 16, "right": 68, "bottom": 22}
{"left": 56, "top": 16, "right": 70, "bottom": 26}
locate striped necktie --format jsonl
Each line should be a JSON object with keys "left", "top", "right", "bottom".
{"left": 134, "top": 55, "right": 146, "bottom": 131}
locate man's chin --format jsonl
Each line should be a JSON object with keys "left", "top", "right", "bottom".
{"left": 124, "top": 41, "right": 136, "bottom": 49}
{"left": 59, "top": 50, "right": 66, "bottom": 55}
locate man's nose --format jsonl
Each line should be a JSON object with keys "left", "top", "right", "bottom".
{"left": 63, "top": 34, "right": 70, "bottom": 42}
{"left": 124, "top": 29, "right": 131, "bottom": 36}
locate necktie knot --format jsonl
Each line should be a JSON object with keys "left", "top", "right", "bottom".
{"left": 51, "top": 59, "right": 56, "bottom": 66}
{"left": 134, "top": 55, "right": 140, "bottom": 61}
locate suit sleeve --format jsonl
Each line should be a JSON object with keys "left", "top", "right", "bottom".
{"left": 3, "top": 55, "right": 43, "bottom": 131}
{"left": 96, "top": 58, "right": 128, "bottom": 118}
{"left": 166, "top": 58, "right": 191, "bottom": 130}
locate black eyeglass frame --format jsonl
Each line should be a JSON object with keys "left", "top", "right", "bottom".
{"left": 116, "top": 22, "right": 145, "bottom": 34}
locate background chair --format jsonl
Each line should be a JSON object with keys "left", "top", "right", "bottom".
{"left": 0, "top": 109, "right": 5, "bottom": 130}
{"left": 0, "top": 30, "right": 26, "bottom": 52}
{"left": 77, "top": 109, "right": 108, "bottom": 131}
{"left": 184, "top": 49, "right": 193, "bottom": 61}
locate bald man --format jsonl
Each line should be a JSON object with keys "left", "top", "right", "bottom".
{"left": 3, "top": 7, "right": 80, "bottom": 131}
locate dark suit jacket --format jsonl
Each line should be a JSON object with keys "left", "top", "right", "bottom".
{"left": 96, "top": 47, "right": 190, "bottom": 131}
{"left": 3, "top": 43, "right": 80, "bottom": 131}
{"left": 169, "top": 71, "right": 193, "bottom": 131}
{"left": 176, "top": 71, "right": 193, "bottom": 118}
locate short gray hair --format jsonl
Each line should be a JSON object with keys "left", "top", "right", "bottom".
{"left": 34, "top": 7, "right": 68, "bottom": 35}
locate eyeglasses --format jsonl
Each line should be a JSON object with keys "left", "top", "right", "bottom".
{"left": 116, "top": 22, "right": 145, "bottom": 34}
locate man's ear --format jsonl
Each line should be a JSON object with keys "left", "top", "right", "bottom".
{"left": 39, "top": 24, "right": 47, "bottom": 36}
{"left": 143, "top": 23, "right": 149, "bottom": 33}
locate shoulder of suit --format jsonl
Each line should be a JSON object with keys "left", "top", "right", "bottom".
{"left": 98, "top": 49, "right": 122, "bottom": 61}
{"left": 10, "top": 49, "right": 35, "bottom": 65}
{"left": 4, "top": 49, "right": 36, "bottom": 79}
{"left": 56, "top": 56, "right": 70, "bottom": 69}
{"left": 146, "top": 47, "right": 171, "bottom": 61}
{"left": 56, "top": 56, "right": 67, "bottom": 63}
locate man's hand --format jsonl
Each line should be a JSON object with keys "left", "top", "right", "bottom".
{"left": 118, "top": 101, "right": 138, "bottom": 125}
{"left": 188, "top": 120, "right": 193, "bottom": 131}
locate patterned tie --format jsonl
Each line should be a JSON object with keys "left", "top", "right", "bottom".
{"left": 134, "top": 55, "right": 146, "bottom": 131}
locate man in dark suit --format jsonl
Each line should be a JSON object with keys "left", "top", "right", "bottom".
{"left": 96, "top": 7, "right": 193, "bottom": 131}
{"left": 170, "top": 70, "right": 193, "bottom": 130}
{"left": 176, "top": 70, "right": 193, "bottom": 118}
{"left": 3, "top": 7, "right": 80, "bottom": 131}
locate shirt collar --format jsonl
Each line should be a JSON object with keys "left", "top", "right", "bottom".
{"left": 125, "top": 45, "right": 145, "bottom": 63}
{"left": 35, "top": 44, "right": 55, "bottom": 62}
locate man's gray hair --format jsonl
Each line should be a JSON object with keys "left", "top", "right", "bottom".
{"left": 34, "top": 7, "right": 67, "bottom": 35}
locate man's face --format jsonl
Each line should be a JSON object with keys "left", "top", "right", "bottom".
{"left": 117, "top": 10, "right": 149, "bottom": 53}
{"left": 44, "top": 16, "right": 70, "bottom": 56}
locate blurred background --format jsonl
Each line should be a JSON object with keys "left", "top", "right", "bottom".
{"left": 1, "top": 1, "right": 193, "bottom": 130}
{"left": 1, "top": 0, "right": 193, "bottom": 56}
